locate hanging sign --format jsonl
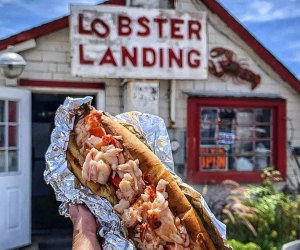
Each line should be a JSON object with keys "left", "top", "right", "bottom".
{"left": 124, "top": 80, "right": 159, "bottom": 115}
{"left": 199, "top": 145, "right": 228, "bottom": 170}
{"left": 70, "top": 5, "right": 207, "bottom": 79}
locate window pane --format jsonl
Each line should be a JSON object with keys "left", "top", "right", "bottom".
{"left": 201, "top": 108, "right": 218, "bottom": 122}
{"left": 256, "top": 109, "right": 271, "bottom": 123}
{"left": 0, "top": 125, "right": 5, "bottom": 147}
{"left": 200, "top": 108, "right": 218, "bottom": 140}
{"left": 0, "top": 150, "right": 4, "bottom": 172}
{"left": 237, "top": 109, "right": 253, "bottom": 124}
{"left": 237, "top": 141, "right": 253, "bottom": 154}
{"left": 256, "top": 141, "right": 271, "bottom": 151}
{"left": 8, "top": 150, "right": 17, "bottom": 172}
{"left": 254, "top": 142, "right": 271, "bottom": 170}
{"left": 219, "top": 109, "right": 235, "bottom": 133}
{"left": 0, "top": 101, "right": 4, "bottom": 122}
{"left": 256, "top": 125, "right": 271, "bottom": 138}
{"left": 219, "top": 122, "right": 234, "bottom": 133}
{"left": 236, "top": 156, "right": 254, "bottom": 171}
{"left": 255, "top": 155, "right": 271, "bottom": 170}
{"left": 227, "top": 154, "right": 236, "bottom": 170}
{"left": 9, "top": 101, "right": 17, "bottom": 122}
{"left": 8, "top": 126, "right": 17, "bottom": 147}
{"left": 237, "top": 126, "right": 254, "bottom": 139}
{"left": 201, "top": 124, "right": 216, "bottom": 139}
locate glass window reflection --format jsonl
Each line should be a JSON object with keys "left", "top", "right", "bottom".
{"left": 0, "top": 101, "right": 4, "bottom": 122}
{"left": 8, "top": 150, "right": 18, "bottom": 172}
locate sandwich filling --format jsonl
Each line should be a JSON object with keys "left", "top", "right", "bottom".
{"left": 74, "top": 110, "right": 191, "bottom": 250}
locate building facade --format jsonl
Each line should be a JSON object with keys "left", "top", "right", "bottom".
{"left": 0, "top": 0, "right": 299, "bottom": 248}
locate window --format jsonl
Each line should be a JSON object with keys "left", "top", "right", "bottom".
{"left": 0, "top": 100, "right": 18, "bottom": 173}
{"left": 187, "top": 97, "right": 286, "bottom": 183}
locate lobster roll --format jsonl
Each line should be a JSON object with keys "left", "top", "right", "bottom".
{"left": 66, "top": 105, "right": 228, "bottom": 250}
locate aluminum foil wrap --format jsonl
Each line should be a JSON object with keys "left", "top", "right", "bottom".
{"left": 44, "top": 96, "right": 226, "bottom": 250}
{"left": 115, "top": 112, "right": 174, "bottom": 172}
{"left": 44, "top": 96, "right": 135, "bottom": 249}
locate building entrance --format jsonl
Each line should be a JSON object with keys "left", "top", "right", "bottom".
{"left": 31, "top": 93, "right": 95, "bottom": 230}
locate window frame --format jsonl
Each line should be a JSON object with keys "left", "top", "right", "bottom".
{"left": 0, "top": 100, "right": 19, "bottom": 174}
{"left": 187, "top": 96, "right": 286, "bottom": 184}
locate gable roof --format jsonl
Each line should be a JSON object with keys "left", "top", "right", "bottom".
{"left": 0, "top": 16, "right": 69, "bottom": 51}
{"left": 201, "top": 0, "right": 300, "bottom": 94}
{"left": 0, "top": 0, "right": 299, "bottom": 94}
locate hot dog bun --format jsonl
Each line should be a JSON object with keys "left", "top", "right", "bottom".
{"left": 66, "top": 109, "right": 228, "bottom": 250}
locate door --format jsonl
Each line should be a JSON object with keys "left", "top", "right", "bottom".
{"left": 31, "top": 94, "right": 95, "bottom": 231}
{"left": 0, "top": 87, "right": 31, "bottom": 249}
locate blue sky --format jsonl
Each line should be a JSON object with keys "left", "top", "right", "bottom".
{"left": 0, "top": 0, "right": 299, "bottom": 79}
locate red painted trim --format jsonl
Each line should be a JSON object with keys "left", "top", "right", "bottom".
{"left": 187, "top": 96, "right": 287, "bottom": 184}
{"left": 0, "top": 0, "right": 126, "bottom": 51}
{"left": 187, "top": 97, "right": 199, "bottom": 179}
{"left": 19, "top": 79, "right": 105, "bottom": 89}
{"left": 0, "top": 16, "right": 69, "bottom": 51}
{"left": 276, "top": 99, "right": 287, "bottom": 180}
{"left": 201, "top": 0, "right": 300, "bottom": 95}
{"left": 106, "top": 0, "right": 126, "bottom": 5}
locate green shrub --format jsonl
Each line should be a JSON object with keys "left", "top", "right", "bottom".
{"left": 224, "top": 180, "right": 300, "bottom": 250}
{"left": 227, "top": 239, "right": 261, "bottom": 250}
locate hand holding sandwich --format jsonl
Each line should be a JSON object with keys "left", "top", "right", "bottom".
{"left": 69, "top": 204, "right": 101, "bottom": 250}
{"left": 67, "top": 106, "right": 228, "bottom": 249}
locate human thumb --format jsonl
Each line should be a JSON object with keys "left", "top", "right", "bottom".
{"left": 69, "top": 204, "right": 79, "bottom": 224}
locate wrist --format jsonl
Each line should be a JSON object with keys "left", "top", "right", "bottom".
{"left": 72, "top": 227, "right": 100, "bottom": 250}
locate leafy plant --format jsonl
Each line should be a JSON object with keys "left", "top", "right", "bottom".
{"left": 202, "top": 169, "right": 300, "bottom": 250}
{"left": 227, "top": 239, "right": 261, "bottom": 250}
{"left": 235, "top": 180, "right": 300, "bottom": 250}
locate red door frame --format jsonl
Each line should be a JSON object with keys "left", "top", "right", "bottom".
{"left": 187, "top": 96, "right": 286, "bottom": 184}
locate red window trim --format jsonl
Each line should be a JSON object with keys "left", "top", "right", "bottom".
{"left": 187, "top": 96, "right": 286, "bottom": 184}
{"left": 19, "top": 79, "right": 105, "bottom": 89}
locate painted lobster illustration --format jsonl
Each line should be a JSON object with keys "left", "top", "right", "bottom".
{"left": 208, "top": 47, "right": 261, "bottom": 90}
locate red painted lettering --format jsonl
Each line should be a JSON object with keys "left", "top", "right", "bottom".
{"left": 153, "top": 18, "right": 167, "bottom": 38}
{"left": 170, "top": 19, "right": 184, "bottom": 39}
{"left": 99, "top": 47, "right": 117, "bottom": 66}
{"left": 137, "top": 17, "right": 150, "bottom": 37}
{"left": 78, "top": 14, "right": 92, "bottom": 35}
{"left": 143, "top": 48, "right": 156, "bottom": 67}
{"left": 91, "top": 18, "right": 110, "bottom": 38}
{"left": 159, "top": 48, "right": 164, "bottom": 67}
{"left": 118, "top": 15, "right": 132, "bottom": 36}
{"left": 188, "top": 50, "right": 201, "bottom": 68}
{"left": 168, "top": 49, "right": 183, "bottom": 68}
{"left": 122, "top": 47, "right": 137, "bottom": 66}
{"left": 79, "top": 44, "right": 93, "bottom": 65}
{"left": 188, "top": 20, "right": 201, "bottom": 40}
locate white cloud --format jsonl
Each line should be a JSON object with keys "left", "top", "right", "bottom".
{"left": 220, "top": 0, "right": 300, "bottom": 22}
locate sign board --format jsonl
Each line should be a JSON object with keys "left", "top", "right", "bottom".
{"left": 199, "top": 145, "right": 228, "bottom": 171}
{"left": 123, "top": 80, "right": 159, "bottom": 115}
{"left": 70, "top": 5, "right": 207, "bottom": 79}
{"left": 217, "top": 132, "right": 236, "bottom": 145}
